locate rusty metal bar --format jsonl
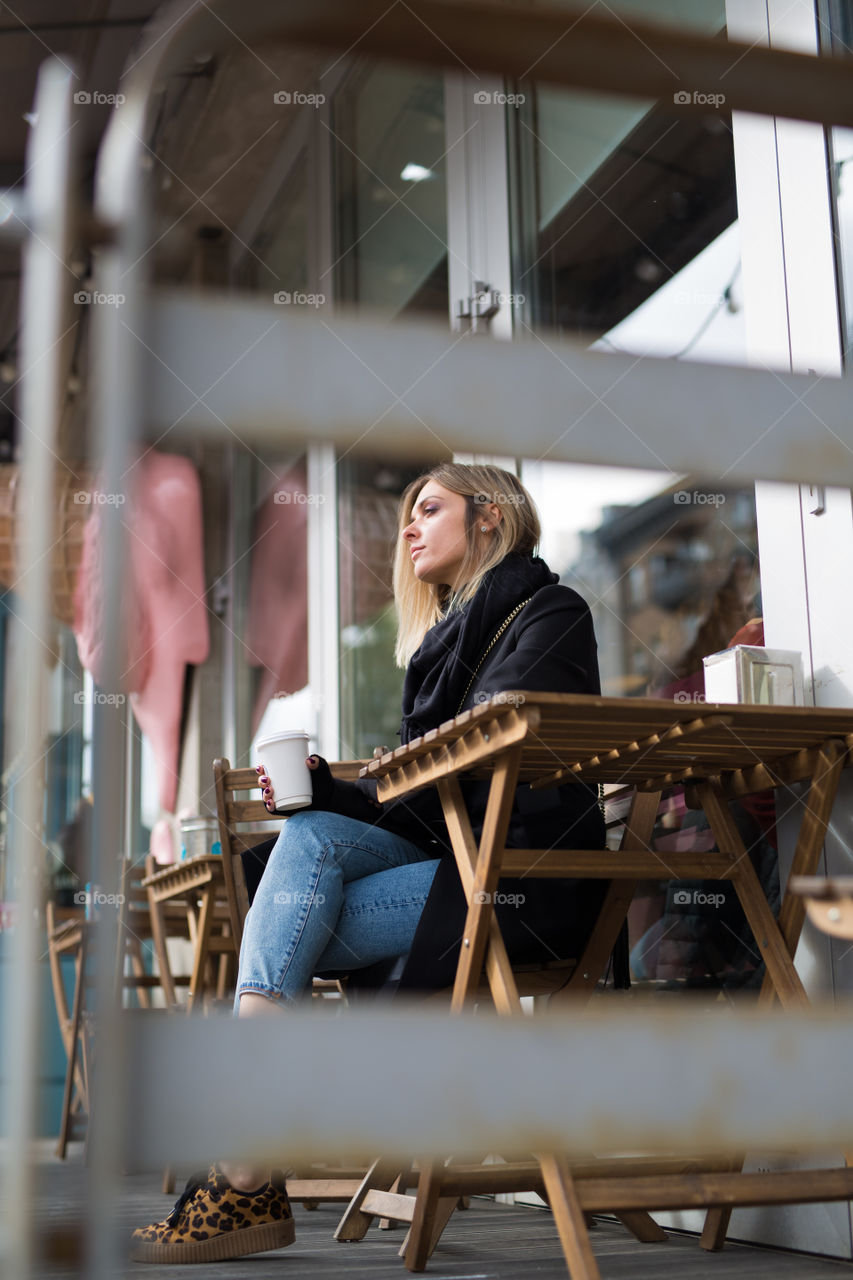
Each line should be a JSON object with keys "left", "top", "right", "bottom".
{"left": 125, "top": 1005, "right": 853, "bottom": 1165}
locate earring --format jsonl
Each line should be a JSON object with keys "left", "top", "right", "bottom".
{"left": 480, "top": 524, "right": 488, "bottom": 532}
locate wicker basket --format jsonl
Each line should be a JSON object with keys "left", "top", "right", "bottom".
{"left": 0, "top": 464, "right": 91, "bottom": 627}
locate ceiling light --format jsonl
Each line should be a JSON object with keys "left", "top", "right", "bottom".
{"left": 400, "top": 163, "right": 435, "bottom": 183}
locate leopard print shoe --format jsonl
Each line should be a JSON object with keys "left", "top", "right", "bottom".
{"left": 129, "top": 1164, "right": 295, "bottom": 1264}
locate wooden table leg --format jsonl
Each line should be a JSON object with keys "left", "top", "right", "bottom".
{"left": 334, "top": 1157, "right": 404, "bottom": 1242}
{"left": 697, "top": 780, "right": 809, "bottom": 1009}
{"left": 146, "top": 891, "right": 178, "bottom": 1007}
{"left": 698, "top": 753, "right": 844, "bottom": 1250}
{"left": 616, "top": 1210, "right": 667, "bottom": 1243}
{"left": 758, "top": 741, "right": 845, "bottom": 1007}
{"left": 57, "top": 927, "right": 89, "bottom": 1159}
{"left": 539, "top": 1154, "right": 602, "bottom": 1280}
{"left": 447, "top": 748, "right": 523, "bottom": 1012}
{"left": 404, "top": 1160, "right": 448, "bottom": 1272}
{"left": 439, "top": 780, "right": 522, "bottom": 1013}
{"left": 187, "top": 888, "right": 216, "bottom": 1012}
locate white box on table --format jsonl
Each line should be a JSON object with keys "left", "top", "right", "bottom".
{"left": 702, "top": 645, "right": 804, "bottom": 706}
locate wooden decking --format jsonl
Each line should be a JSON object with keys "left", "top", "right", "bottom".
{"left": 32, "top": 1151, "right": 852, "bottom": 1279}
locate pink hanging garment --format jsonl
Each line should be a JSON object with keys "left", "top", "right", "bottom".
{"left": 245, "top": 462, "right": 309, "bottom": 736}
{"left": 74, "top": 451, "right": 209, "bottom": 812}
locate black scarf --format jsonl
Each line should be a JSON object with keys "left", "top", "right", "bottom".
{"left": 399, "top": 553, "right": 558, "bottom": 744}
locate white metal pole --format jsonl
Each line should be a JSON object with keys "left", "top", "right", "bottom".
{"left": 0, "top": 60, "right": 77, "bottom": 1280}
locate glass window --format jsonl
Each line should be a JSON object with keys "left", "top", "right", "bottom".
{"left": 332, "top": 63, "right": 448, "bottom": 318}
{"left": 228, "top": 449, "right": 314, "bottom": 763}
{"left": 337, "top": 457, "right": 436, "bottom": 759}
{"left": 510, "top": 12, "right": 772, "bottom": 992}
{"left": 241, "top": 153, "right": 311, "bottom": 298}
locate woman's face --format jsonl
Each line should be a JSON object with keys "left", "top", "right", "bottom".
{"left": 402, "top": 482, "right": 472, "bottom": 588}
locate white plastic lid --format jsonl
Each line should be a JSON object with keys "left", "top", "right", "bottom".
{"left": 255, "top": 729, "right": 310, "bottom": 750}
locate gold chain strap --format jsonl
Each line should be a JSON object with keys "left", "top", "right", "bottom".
{"left": 456, "top": 597, "right": 533, "bottom": 716}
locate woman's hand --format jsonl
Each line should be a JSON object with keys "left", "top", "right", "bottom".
{"left": 255, "top": 763, "right": 274, "bottom": 812}
{"left": 255, "top": 756, "right": 322, "bottom": 813}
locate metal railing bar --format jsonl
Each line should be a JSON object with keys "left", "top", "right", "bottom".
{"left": 146, "top": 290, "right": 853, "bottom": 487}
{"left": 126, "top": 1005, "right": 853, "bottom": 1164}
{"left": 0, "top": 61, "right": 77, "bottom": 1280}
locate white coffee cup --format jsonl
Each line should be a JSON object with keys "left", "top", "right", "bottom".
{"left": 255, "top": 729, "right": 313, "bottom": 813}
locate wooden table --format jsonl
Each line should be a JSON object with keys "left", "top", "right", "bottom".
{"left": 143, "top": 854, "right": 234, "bottom": 1010}
{"left": 360, "top": 693, "right": 853, "bottom": 1277}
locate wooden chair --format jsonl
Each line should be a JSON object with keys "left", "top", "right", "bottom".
{"left": 212, "top": 756, "right": 367, "bottom": 995}
{"left": 201, "top": 757, "right": 373, "bottom": 1207}
{"left": 46, "top": 856, "right": 193, "bottom": 1157}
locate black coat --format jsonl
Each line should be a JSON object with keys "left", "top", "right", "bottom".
{"left": 303, "top": 553, "right": 607, "bottom": 992}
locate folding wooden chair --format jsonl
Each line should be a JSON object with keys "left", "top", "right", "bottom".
{"left": 209, "top": 756, "right": 377, "bottom": 1207}
{"left": 46, "top": 857, "right": 193, "bottom": 1157}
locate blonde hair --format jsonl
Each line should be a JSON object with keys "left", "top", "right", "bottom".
{"left": 393, "top": 463, "right": 541, "bottom": 666}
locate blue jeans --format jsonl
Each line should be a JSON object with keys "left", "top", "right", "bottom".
{"left": 236, "top": 810, "right": 440, "bottom": 1004}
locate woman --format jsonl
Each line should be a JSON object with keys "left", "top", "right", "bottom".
{"left": 131, "top": 463, "right": 606, "bottom": 1265}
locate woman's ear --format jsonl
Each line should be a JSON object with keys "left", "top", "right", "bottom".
{"left": 483, "top": 501, "right": 502, "bottom": 530}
